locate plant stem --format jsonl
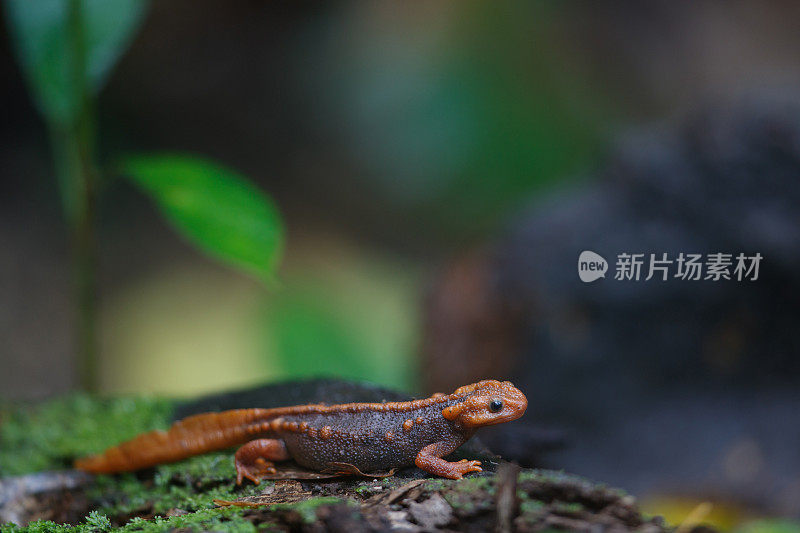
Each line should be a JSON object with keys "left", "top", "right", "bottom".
{"left": 55, "top": 0, "right": 99, "bottom": 392}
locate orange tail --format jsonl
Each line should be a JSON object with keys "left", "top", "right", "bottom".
{"left": 75, "top": 408, "right": 271, "bottom": 473}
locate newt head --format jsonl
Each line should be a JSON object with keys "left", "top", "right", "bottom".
{"left": 441, "top": 380, "right": 527, "bottom": 428}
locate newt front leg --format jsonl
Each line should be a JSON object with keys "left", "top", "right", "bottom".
{"left": 415, "top": 441, "right": 482, "bottom": 480}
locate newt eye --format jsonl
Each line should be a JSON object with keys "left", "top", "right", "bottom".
{"left": 489, "top": 399, "right": 503, "bottom": 412}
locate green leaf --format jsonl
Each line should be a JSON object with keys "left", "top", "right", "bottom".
{"left": 4, "top": 0, "right": 148, "bottom": 124}
{"left": 121, "top": 154, "right": 284, "bottom": 283}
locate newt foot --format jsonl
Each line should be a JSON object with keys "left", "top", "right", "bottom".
{"left": 235, "top": 457, "right": 277, "bottom": 485}
{"left": 448, "top": 459, "right": 482, "bottom": 480}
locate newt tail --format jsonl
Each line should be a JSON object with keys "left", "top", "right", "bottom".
{"left": 75, "top": 408, "right": 271, "bottom": 473}
{"left": 75, "top": 380, "right": 528, "bottom": 481}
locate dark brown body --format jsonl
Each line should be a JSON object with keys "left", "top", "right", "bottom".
{"left": 76, "top": 380, "right": 527, "bottom": 481}
{"left": 276, "top": 398, "right": 474, "bottom": 472}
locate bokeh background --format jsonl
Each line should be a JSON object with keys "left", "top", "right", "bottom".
{"left": 3, "top": 1, "right": 800, "bottom": 529}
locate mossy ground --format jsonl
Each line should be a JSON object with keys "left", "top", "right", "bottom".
{"left": 0, "top": 395, "right": 172, "bottom": 477}
{"left": 2, "top": 395, "right": 799, "bottom": 532}
{"left": 0, "top": 395, "right": 410, "bottom": 531}
{"left": 1, "top": 395, "right": 268, "bottom": 531}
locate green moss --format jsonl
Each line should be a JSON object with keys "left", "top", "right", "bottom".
{"left": 518, "top": 469, "right": 569, "bottom": 484}
{"left": 119, "top": 508, "right": 257, "bottom": 533}
{"left": 85, "top": 511, "right": 112, "bottom": 531}
{"left": 439, "top": 475, "right": 495, "bottom": 514}
{"left": 3, "top": 511, "right": 113, "bottom": 533}
{"left": 2, "top": 511, "right": 113, "bottom": 533}
{"left": 0, "top": 394, "right": 172, "bottom": 476}
{"left": 154, "top": 451, "right": 237, "bottom": 483}
{"left": 422, "top": 478, "right": 447, "bottom": 492}
{"left": 353, "top": 483, "right": 379, "bottom": 496}
{"left": 6, "top": 497, "right": 353, "bottom": 532}
{"left": 0, "top": 395, "right": 276, "bottom": 531}
{"left": 454, "top": 475, "right": 493, "bottom": 493}
{"left": 87, "top": 455, "right": 265, "bottom": 517}
{"left": 519, "top": 499, "right": 545, "bottom": 514}
{"left": 353, "top": 486, "right": 369, "bottom": 496}
{"left": 553, "top": 501, "right": 584, "bottom": 514}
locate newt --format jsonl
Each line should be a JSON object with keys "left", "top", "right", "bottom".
{"left": 75, "top": 380, "right": 527, "bottom": 482}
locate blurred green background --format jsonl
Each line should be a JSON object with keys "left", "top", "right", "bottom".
{"left": 0, "top": 0, "right": 620, "bottom": 398}
{"left": 4, "top": 2, "right": 800, "bottom": 530}
{"left": 4, "top": 1, "right": 800, "bottom": 398}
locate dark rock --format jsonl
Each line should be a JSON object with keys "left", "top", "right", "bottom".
{"left": 422, "top": 97, "right": 800, "bottom": 515}
{"left": 0, "top": 471, "right": 93, "bottom": 526}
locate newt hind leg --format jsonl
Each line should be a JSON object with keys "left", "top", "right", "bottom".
{"left": 234, "top": 439, "right": 290, "bottom": 485}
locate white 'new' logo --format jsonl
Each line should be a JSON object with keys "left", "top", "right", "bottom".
{"left": 578, "top": 251, "right": 608, "bottom": 282}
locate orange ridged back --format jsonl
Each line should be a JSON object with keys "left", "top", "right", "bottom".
{"left": 74, "top": 408, "right": 270, "bottom": 473}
